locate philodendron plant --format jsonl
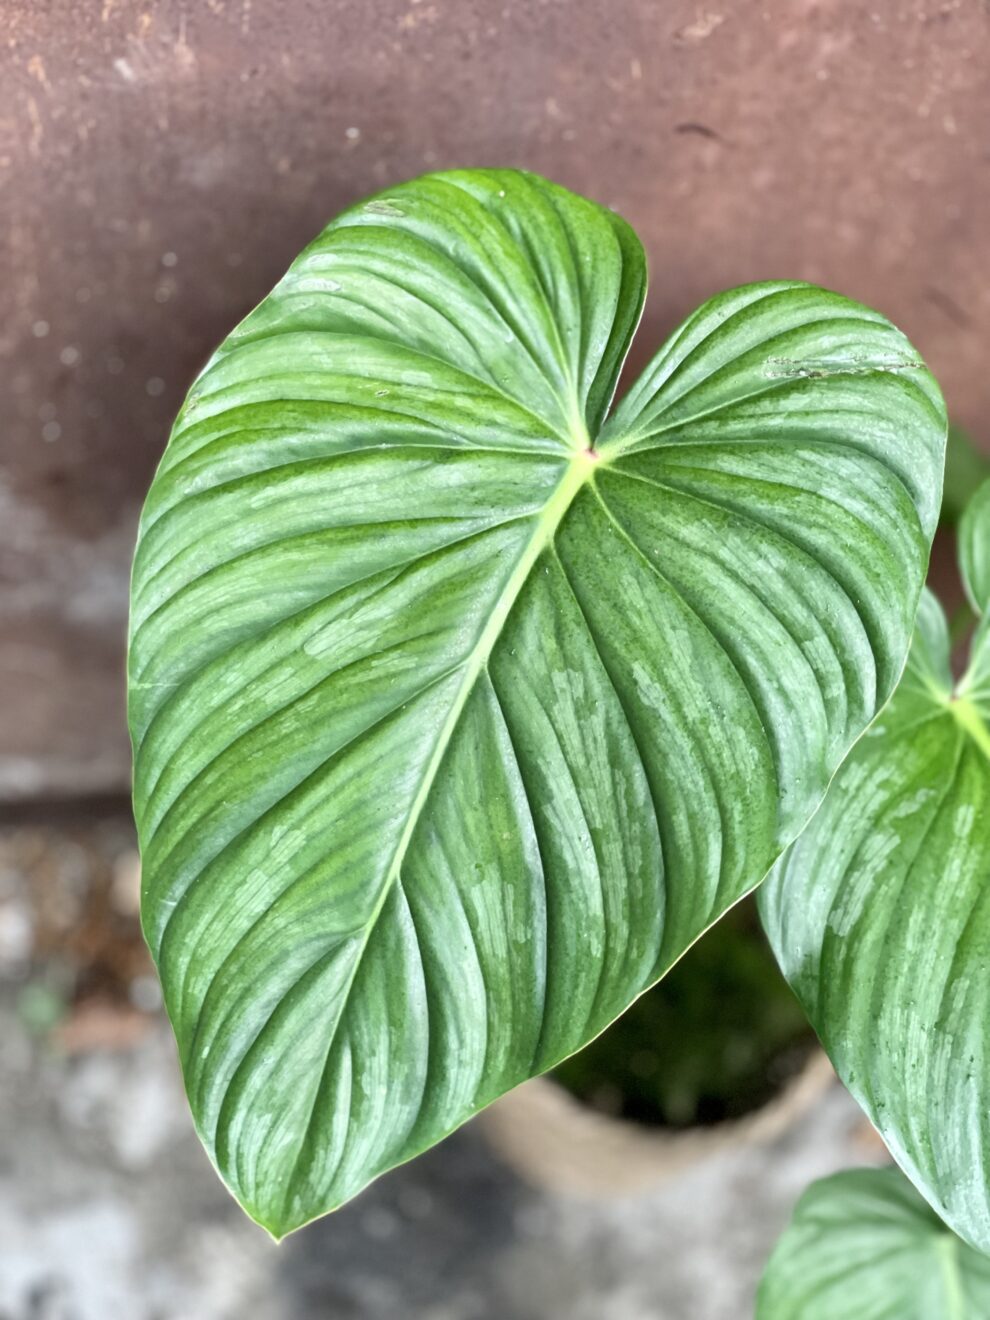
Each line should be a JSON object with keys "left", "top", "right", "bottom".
{"left": 128, "top": 168, "right": 949, "bottom": 1242}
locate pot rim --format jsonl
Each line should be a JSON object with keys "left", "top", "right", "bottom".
{"left": 478, "top": 1048, "right": 835, "bottom": 1197}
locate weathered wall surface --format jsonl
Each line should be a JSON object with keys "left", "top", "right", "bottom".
{"left": 2, "top": 0, "right": 988, "bottom": 798}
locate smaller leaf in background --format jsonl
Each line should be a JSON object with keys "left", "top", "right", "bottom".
{"left": 760, "top": 486, "right": 990, "bottom": 1252}
{"left": 756, "top": 1166, "right": 990, "bottom": 1320}
{"left": 959, "top": 477, "right": 990, "bottom": 614}
{"left": 942, "top": 426, "right": 990, "bottom": 528}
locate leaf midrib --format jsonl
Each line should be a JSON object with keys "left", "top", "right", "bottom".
{"left": 358, "top": 448, "right": 598, "bottom": 902}
{"left": 949, "top": 696, "right": 990, "bottom": 763}
{"left": 278, "top": 446, "right": 599, "bottom": 1208}
{"left": 935, "top": 1231, "right": 966, "bottom": 1320}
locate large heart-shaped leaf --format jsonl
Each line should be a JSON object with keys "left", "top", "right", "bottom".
{"left": 757, "top": 1167, "right": 990, "bottom": 1319}
{"left": 761, "top": 482, "right": 990, "bottom": 1251}
{"left": 129, "top": 168, "right": 945, "bottom": 1235}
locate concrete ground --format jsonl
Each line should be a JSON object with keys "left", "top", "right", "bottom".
{"left": 0, "top": 809, "right": 881, "bottom": 1320}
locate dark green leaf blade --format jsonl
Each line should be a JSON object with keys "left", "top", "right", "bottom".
{"left": 129, "top": 169, "right": 945, "bottom": 1235}
{"left": 757, "top": 1167, "right": 990, "bottom": 1320}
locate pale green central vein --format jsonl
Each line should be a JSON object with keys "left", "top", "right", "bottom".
{"left": 380, "top": 445, "right": 598, "bottom": 896}
{"left": 949, "top": 696, "right": 990, "bottom": 763}
{"left": 935, "top": 1232, "right": 965, "bottom": 1320}
{"left": 282, "top": 444, "right": 600, "bottom": 1206}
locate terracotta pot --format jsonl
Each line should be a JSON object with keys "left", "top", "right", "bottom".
{"left": 478, "top": 1050, "right": 834, "bottom": 1196}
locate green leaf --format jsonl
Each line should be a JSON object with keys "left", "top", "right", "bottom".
{"left": 757, "top": 1167, "right": 990, "bottom": 1320}
{"left": 960, "top": 477, "right": 990, "bottom": 614}
{"left": 942, "top": 426, "right": 990, "bottom": 528}
{"left": 129, "top": 167, "right": 945, "bottom": 1236}
{"left": 761, "top": 501, "right": 990, "bottom": 1249}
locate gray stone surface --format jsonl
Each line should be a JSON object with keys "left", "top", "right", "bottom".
{"left": 0, "top": 1001, "right": 881, "bottom": 1320}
